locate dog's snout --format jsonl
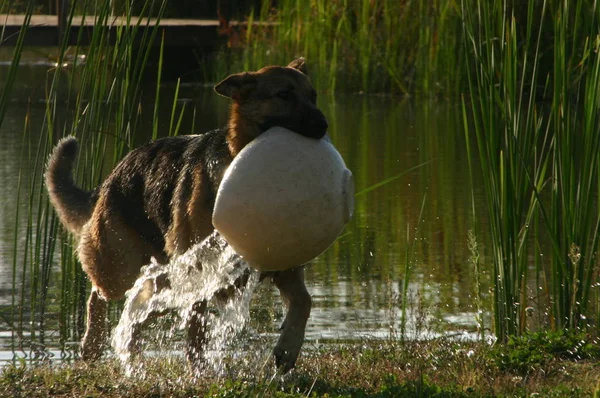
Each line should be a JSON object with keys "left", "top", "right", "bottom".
{"left": 312, "top": 114, "right": 328, "bottom": 130}
{"left": 307, "top": 111, "right": 328, "bottom": 138}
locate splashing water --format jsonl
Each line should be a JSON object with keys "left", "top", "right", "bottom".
{"left": 112, "top": 231, "right": 259, "bottom": 376}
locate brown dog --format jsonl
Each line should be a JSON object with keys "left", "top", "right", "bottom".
{"left": 45, "top": 58, "right": 327, "bottom": 372}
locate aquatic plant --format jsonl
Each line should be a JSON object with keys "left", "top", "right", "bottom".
{"left": 0, "top": 3, "right": 33, "bottom": 127}
{"left": 463, "top": 0, "right": 600, "bottom": 340}
{"left": 1, "top": 0, "right": 179, "bottom": 357}
{"left": 211, "top": 0, "right": 464, "bottom": 96}
{"left": 546, "top": 1, "right": 600, "bottom": 331}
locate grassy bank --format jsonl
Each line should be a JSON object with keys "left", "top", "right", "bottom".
{"left": 2, "top": 335, "right": 600, "bottom": 397}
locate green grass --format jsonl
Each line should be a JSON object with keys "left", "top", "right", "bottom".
{"left": 210, "top": 0, "right": 464, "bottom": 97}
{"left": 462, "top": 0, "right": 551, "bottom": 341}
{"left": 462, "top": 0, "right": 600, "bottom": 340}
{"left": 207, "top": 0, "right": 600, "bottom": 101}
{"left": 546, "top": 1, "right": 600, "bottom": 331}
{"left": 2, "top": 335, "right": 600, "bottom": 397}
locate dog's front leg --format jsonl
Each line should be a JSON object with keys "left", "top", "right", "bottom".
{"left": 81, "top": 287, "right": 108, "bottom": 361}
{"left": 272, "top": 266, "right": 312, "bottom": 372}
{"left": 186, "top": 300, "right": 208, "bottom": 365}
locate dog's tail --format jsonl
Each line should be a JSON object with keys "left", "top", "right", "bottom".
{"left": 45, "top": 137, "right": 96, "bottom": 235}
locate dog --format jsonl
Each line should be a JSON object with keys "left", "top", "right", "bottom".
{"left": 45, "top": 58, "right": 328, "bottom": 372}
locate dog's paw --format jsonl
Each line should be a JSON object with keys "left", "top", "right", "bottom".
{"left": 80, "top": 337, "right": 105, "bottom": 362}
{"left": 273, "top": 345, "right": 298, "bottom": 373}
{"left": 186, "top": 345, "right": 207, "bottom": 369}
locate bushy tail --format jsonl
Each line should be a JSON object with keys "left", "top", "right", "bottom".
{"left": 45, "top": 137, "right": 95, "bottom": 234}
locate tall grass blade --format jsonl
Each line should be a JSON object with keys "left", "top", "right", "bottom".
{"left": 2, "top": 0, "right": 172, "bottom": 361}
{"left": 463, "top": 0, "right": 600, "bottom": 340}
{"left": 0, "top": 4, "right": 33, "bottom": 128}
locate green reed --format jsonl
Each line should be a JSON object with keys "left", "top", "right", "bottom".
{"left": 0, "top": 3, "right": 33, "bottom": 128}
{"left": 463, "top": 0, "right": 600, "bottom": 340}
{"left": 211, "top": 0, "right": 463, "bottom": 96}
{"left": 1, "top": 0, "right": 174, "bottom": 355}
{"left": 547, "top": 1, "right": 600, "bottom": 331}
{"left": 2, "top": 2, "right": 33, "bottom": 351}
{"left": 462, "top": 0, "right": 551, "bottom": 341}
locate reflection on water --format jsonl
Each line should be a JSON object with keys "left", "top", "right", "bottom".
{"left": 0, "top": 59, "right": 491, "bottom": 364}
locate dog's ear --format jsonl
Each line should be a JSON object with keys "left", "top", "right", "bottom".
{"left": 214, "top": 72, "right": 257, "bottom": 100}
{"left": 287, "top": 58, "right": 308, "bottom": 75}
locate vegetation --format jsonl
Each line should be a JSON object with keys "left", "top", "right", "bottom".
{"left": 212, "top": 0, "right": 464, "bottom": 96}
{"left": 2, "top": 1, "right": 600, "bottom": 396}
{"left": 492, "top": 330, "right": 600, "bottom": 374}
{"left": 1, "top": 0, "right": 185, "bottom": 353}
{"left": 463, "top": 0, "right": 600, "bottom": 341}
{"left": 2, "top": 335, "right": 600, "bottom": 397}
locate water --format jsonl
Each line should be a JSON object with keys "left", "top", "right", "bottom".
{"left": 0, "top": 53, "right": 492, "bottom": 367}
{"left": 112, "top": 231, "right": 258, "bottom": 376}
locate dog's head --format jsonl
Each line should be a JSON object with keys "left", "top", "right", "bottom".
{"left": 215, "top": 58, "right": 328, "bottom": 140}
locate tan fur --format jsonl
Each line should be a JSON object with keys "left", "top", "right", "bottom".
{"left": 187, "top": 171, "right": 215, "bottom": 246}
{"left": 45, "top": 137, "right": 93, "bottom": 234}
{"left": 78, "top": 203, "right": 153, "bottom": 301}
{"left": 227, "top": 103, "right": 262, "bottom": 156}
{"left": 165, "top": 168, "right": 195, "bottom": 256}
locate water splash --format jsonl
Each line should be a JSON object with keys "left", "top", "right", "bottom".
{"left": 112, "top": 231, "right": 258, "bottom": 376}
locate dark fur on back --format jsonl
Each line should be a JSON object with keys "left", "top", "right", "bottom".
{"left": 96, "top": 130, "right": 232, "bottom": 260}
{"left": 46, "top": 130, "right": 231, "bottom": 258}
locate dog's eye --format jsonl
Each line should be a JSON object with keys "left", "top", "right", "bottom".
{"left": 276, "top": 90, "right": 293, "bottom": 101}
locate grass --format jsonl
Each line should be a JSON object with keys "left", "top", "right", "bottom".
{"left": 546, "top": 1, "right": 600, "bottom": 331}
{"left": 462, "top": 0, "right": 600, "bottom": 340}
{"left": 2, "top": 334, "right": 600, "bottom": 397}
{"left": 210, "top": 0, "right": 464, "bottom": 96}
{"left": 2, "top": 0, "right": 178, "bottom": 353}
{"left": 462, "top": 0, "right": 550, "bottom": 341}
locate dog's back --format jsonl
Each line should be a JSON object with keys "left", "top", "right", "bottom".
{"left": 46, "top": 130, "right": 232, "bottom": 263}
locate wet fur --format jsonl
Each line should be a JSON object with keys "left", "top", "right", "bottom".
{"left": 45, "top": 58, "right": 326, "bottom": 371}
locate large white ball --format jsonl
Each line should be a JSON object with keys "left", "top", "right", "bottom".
{"left": 212, "top": 126, "right": 354, "bottom": 272}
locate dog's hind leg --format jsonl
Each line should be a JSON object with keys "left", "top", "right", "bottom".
{"left": 78, "top": 203, "right": 166, "bottom": 361}
{"left": 81, "top": 287, "right": 108, "bottom": 361}
{"left": 272, "top": 266, "right": 312, "bottom": 372}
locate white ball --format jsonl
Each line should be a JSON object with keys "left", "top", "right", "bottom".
{"left": 212, "top": 126, "right": 354, "bottom": 272}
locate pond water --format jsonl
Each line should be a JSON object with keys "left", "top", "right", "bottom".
{"left": 0, "top": 55, "right": 493, "bottom": 366}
